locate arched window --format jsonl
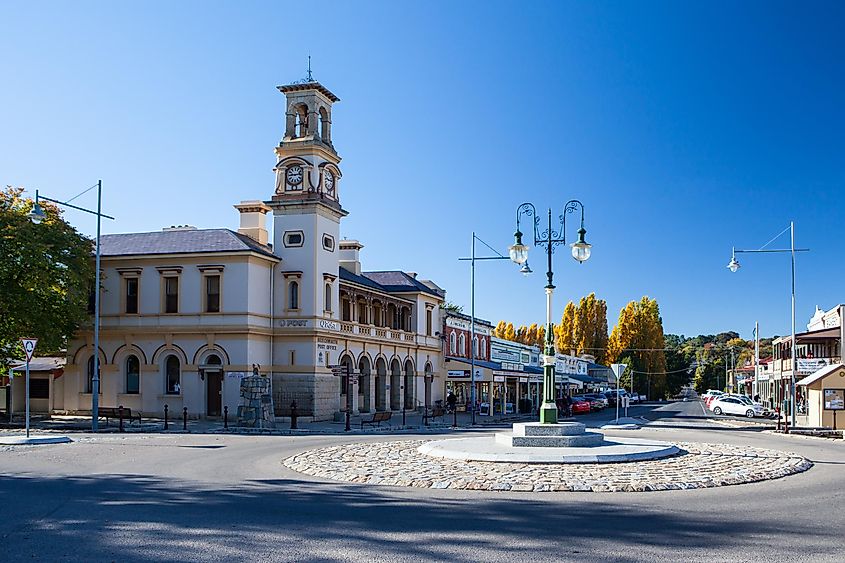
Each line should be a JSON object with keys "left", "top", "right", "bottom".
{"left": 125, "top": 355, "right": 140, "bottom": 394}
{"left": 479, "top": 338, "right": 486, "bottom": 359}
{"left": 289, "top": 281, "right": 299, "bottom": 310}
{"left": 449, "top": 332, "right": 457, "bottom": 355}
{"left": 319, "top": 107, "right": 329, "bottom": 141}
{"left": 458, "top": 334, "right": 466, "bottom": 356}
{"left": 325, "top": 283, "right": 332, "bottom": 313}
{"left": 472, "top": 336, "right": 479, "bottom": 358}
{"left": 165, "top": 355, "right": 181, "bottom": 395}
{"left": 206, "top": 354, "right": 222, "bottom": 366}
{"left": 86, "top": 356, "right": 101, "bottom": 394}
{"left": 294, "top": 104, "right": 308, "bottom": 138}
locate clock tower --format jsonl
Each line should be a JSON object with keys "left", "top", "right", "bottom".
{"left": 267, "top": 79, "right": 347, "bottom": 419}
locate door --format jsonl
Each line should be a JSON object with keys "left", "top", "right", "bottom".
{"left": 207, "top": 371, "right": 222, "bottom": 416}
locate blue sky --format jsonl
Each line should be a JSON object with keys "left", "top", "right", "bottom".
{"left": 2, "top": 1, "right": 843, "bottom": 340}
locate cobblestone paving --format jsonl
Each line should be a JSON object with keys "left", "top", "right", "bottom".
{"left": 284, "top": 439, "right": 813, "bottom": 492}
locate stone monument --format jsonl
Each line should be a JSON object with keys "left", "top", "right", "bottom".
{"left": 237, "top": 364, "right": 275, "bottom": 428}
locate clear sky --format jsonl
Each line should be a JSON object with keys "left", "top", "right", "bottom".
{"left": 2, "top": 1, "right": 843, "bottom": 340}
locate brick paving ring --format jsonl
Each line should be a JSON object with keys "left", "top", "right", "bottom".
{"left": 283, "top": 439, "right": 813, "bottom": 492}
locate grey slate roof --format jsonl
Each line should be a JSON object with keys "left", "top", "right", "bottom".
{"left": 339, "top": 267, "right": 442, "bottom": 298}
{"left": 362, "top": 271, "right": 442, "bottom": 297}
{"left": 98, "top": 229, "right": 277, "bottom": 259}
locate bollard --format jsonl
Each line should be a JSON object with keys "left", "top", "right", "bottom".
{"left": 119, "top": 404, "right": 125, "bottom": 433}
{"left": 183, "top": 406, "right": 188, "bottom": 431}
{"left": 290, "top": 400, "right": 298, "bottom": 430}
{"left": 223, "top": 405, "right": 228, "bottom": 429}
{"left": 164, "top": 404, "right": 169, "bottom": 430}
{"left": 453, "top": 407, "right": 457, "bottom": 428}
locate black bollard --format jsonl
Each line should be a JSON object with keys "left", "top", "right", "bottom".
{"left": 453, "top": 407, "right": 457, "bottom": 428}
{"left": 119, "top": 404, "right": 125, "bottom": 433}
{"left": 164, "top": 404, "right": 169, "bottom": 430}
{"left": 290, "top": 400, "right": 298, "bottom": 430}
{"left": 183, "top": 406, "right": 188, "bottom": 431}
{"left": 223, "top": 405, "right": 229, "bottom": 429}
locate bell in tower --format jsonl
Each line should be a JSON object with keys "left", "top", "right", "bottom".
{"left": 273, "top": 75, "right": 342, "bottom": 207}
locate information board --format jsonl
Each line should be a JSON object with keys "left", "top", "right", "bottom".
{"left": 823, "top": 389, "right": 844, "bottom": 410}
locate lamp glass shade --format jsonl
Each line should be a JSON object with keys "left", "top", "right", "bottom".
{"left": 509, "top": 243, "right": 529, "bottom": 265}
{"left": 28, "top": 203, "right": 45, "bottom": 225}
{"left": 727, "top": 258, "right": 740, "bottom": 273}
{"left": 570, "top": 241, "right": 591, "bottom": 263}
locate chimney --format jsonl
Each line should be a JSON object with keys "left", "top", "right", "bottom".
{"left": 407, "top": 272, "right": 417, "bottom": 279}
{"left": 339, "top": 239, "right": 364, "bottom": 275}
{"left": 234, "top": 200, "right": 271, "bottom": 245}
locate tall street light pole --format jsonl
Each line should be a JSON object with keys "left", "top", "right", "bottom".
{"left": 458, "top": 233, "right": 513, "bottom": 425}
{"left": 508, "top": 201, "right": 591, "bottom": 424}
{"left": 29, "top": 180, "right": 115, "bottom": 432}
{"left": 728, "top": 222, "right": 808, "bottom": 431}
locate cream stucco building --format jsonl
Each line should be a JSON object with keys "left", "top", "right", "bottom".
{"left": 57, "top": 79, "right": 445, "bottom": 421}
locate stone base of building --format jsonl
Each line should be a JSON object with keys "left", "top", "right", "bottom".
{"left": 272, "top": 372, "right": 340, "bottom": 421}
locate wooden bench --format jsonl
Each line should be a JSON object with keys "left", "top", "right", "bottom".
{"left": 361, "top": 411, "right": 392, "bottom": 429}
{"left": 99, "top": 407, "right": 141, "bottom": 427}
{"left": 431, "top": 406, "right": 446, "bottom": 420}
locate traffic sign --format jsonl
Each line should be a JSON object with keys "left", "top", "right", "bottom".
{"left": 611, "top": 363, "right": 628, "bottom": 381}
{"left": 21, "top": 338, "right": 38, "bottom": 362}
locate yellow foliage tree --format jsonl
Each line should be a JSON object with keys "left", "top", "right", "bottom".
{"left": 555, "top": 301, "right": 577, "bottom": 354}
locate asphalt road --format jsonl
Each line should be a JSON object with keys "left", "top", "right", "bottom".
{"left": 1, "top": 400, "right": 843, "bottom": 563}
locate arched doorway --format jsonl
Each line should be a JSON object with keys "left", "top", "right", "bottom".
{"left": 204, "top": 354, "right": 223, "bottom": 417}
{"left": 390, "top": 359, "right": 402, "bottom": 410}
{"left": 404, "top": 359, "right": 415, "bottom": 409}
{"left": 358, "top": 356, "right": 372, "bottom": 413}
{"left": 375, "top": 358, "right": 387, "bottom": 411}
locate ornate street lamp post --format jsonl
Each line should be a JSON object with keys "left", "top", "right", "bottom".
{"left": 509, "top": 201, "right": 591, "bottom": 424}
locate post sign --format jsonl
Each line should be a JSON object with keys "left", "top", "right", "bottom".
{"left": 21, "top": 338, "right": 38, "bottom": 362}
{"left": 448, "top": 370, "right": 469, "bottom": 378}
{"left": 823, "top": 389, "right": 844, "bottom": 410}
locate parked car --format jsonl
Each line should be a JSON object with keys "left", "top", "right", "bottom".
{"left": 603, "top": 389, "right": 628, "bottom": 406}
{"left": 582, "top": 393, "right": 608, "bottom": 409}
{"left": 710, "top": 396, "right": 764, "bottom": 418}
{"left": 728, "top": 394, "right": 771, "bottom": 416}
{"left": 629, "top": 392, "right": 641, "bottom": 403}
{"left": 570, "top": 397, "right": 592, "bottom": 414}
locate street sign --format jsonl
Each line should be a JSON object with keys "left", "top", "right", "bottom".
{"left": 21, "top": 338, "right": 38, "bottom": 362}
{"left": 611, "top": 363, "right": 627, "bottom": 381}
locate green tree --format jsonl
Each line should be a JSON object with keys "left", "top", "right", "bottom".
{"left": 0, "top": 187, "right": 94, "bottom": 366}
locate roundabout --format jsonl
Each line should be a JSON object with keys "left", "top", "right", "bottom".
{"left": 284, "top": 436, "right": 813, "bottom": 492}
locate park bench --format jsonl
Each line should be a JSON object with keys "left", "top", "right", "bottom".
{"left": 361, "top": 411, "right": 392, "bottom": 429}
{"left": 99, "top": 407, "right": 141, "bottom": 427}
{"left": 431, "top": 406, "right": 446, "bottom": 420}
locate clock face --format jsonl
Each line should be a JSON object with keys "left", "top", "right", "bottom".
{"left": 324, "top": 171, "right": 335, "bottom": 194}
{"left": 286, "top": 165, "right": 303, "bottom": 186}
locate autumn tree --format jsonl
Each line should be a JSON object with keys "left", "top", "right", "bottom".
{"left": 0, "top": 187, "right": 95, "bottom": 367}
{"left": 493, "top": 320, "right": 507, "bottom": 338}
{"left": 503, "top": 322, "right": 516, "bottom": 342}
{"left": 554, "top": 301, "right": 577, "bottom": 354}
{"left": 606, "top": 296, "right": 668, "bottom": 398}
{"left": 573, "top": 293, "right": 608, "bottom": 364}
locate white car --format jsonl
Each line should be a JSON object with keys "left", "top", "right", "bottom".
{"left": 710, "top": 397, "right": 764, "bottom": 418}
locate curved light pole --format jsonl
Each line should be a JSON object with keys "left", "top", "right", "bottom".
{"left": 728, "top": 222, "right": 809, "bottom": 431}
{"left": 29, "top": 180, "right": 114, "bottom": 432}
{"left": 509, "top": 200, "right": 591, "bottom": 424}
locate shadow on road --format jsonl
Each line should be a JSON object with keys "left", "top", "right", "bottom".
{"left": 0, "top": 472, "right": 833, "bottom": 562}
